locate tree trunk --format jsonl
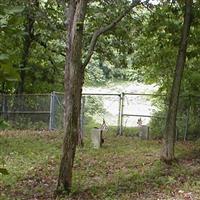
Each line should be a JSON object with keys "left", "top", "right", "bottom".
{"left": 56, "top": 0, "right": 88, "bottom": 193}
{"left": 160, "top": 0, "right": 192, "bottom": 163}
{"left": 17, "top": 0, "right": 38, "bottom": 94}
{"left": 56, "top": 0, "right": 141, "bottom": 194}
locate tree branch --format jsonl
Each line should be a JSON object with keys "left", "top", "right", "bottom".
{"left": 82, "top": 0, "right": 141, "bottom": 68}
{"left": 141, "top": 2, "right": 153, "bottom": 12}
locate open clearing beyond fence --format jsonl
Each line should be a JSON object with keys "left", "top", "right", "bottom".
{"left": 0, "top": 92, "right": 196, "bottom": 138}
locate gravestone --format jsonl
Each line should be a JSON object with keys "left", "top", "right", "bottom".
{"left": 91, "top": 128, "right": 103, "bottom": 149}
{"left": 139, "top": 125, "right": 149, "bottom": 140}
{"left": 137, "top": 118, "right": 149, "bottom": 140}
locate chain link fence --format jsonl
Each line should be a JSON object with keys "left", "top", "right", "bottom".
{"left": 49, "top": 92, "right": 121, "bottom": 133}
{"left": 120, "top": 93, "right": 189, "bottom": 139}
{"left": 0, "top": 94, "right": 51, "bottom": 130}
{"left": 0, "top": 92, "right": 199, "bottom": 140}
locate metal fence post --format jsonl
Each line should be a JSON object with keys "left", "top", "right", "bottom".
{"left": 49, "top": 91, "right": 56, "bottom": 130}
{"left": 119, "top": 92, "right": 125, "bottom": 136}
{"left": 117, "top": 94, "right": 121, "bottom": 135}
{"left": 80, "top": 96, "right": 85, "bottom": 138}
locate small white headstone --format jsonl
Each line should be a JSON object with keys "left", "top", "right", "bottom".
{"left": 139, "top": 125, "right": 149, "bottom": 140}
{"left": 91, "top": 128, "right": 101, "bottom": 149}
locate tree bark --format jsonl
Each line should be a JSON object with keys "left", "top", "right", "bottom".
{"left": 56, "top": 0, "right": 88, "bottom": 193}
{"left": 160, "top": 0, "right": 192, "bottom": 163}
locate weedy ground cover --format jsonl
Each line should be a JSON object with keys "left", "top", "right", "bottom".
{"left": 0, "top": 130, "right": 200, "bottom": 199}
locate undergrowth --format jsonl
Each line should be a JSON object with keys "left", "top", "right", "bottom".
{"left": 0, "top": 130, "right": 200, "bottom": 199}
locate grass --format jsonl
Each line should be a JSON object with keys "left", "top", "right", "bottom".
{"left": 1, "top": 130, "right": 200, "bottom": 199}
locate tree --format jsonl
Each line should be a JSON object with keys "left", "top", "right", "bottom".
{"left": 160, "top": 0, "right": 193, "bottom": 163}
{"left": 56, "top": 0, "right": 141, "bottom": 194}
{"left": 128, "top": 1, "right": 199, "bottom": 139}
{"left": 17, "top": 0, "right": 39, "bottom": 94}
{"left": 0, "top": 0, "right": 66, "bottom": 94}
{"left": 0, "top": 0, "right": 146, "bottom": 93}
{"left": 0, "top": 2, "right": 24, "bottom": 93}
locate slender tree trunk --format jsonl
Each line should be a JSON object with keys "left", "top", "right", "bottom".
{"left": 160, "top": 0, "right": 192, "bottom": 163}
{"left": 56, "top": 0, "right": 88, "bottom": 193}
{"left": 56, "top": 0, "right": 141, "bottom": 194}
{"left": 17, "top": 0, "right": 38, "bottom": 94}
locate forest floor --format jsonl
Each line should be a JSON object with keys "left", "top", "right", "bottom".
{"left": 1, "top": 130, "right": 200, "bottom": 200}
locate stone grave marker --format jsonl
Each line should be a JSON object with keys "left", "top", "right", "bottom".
{"left": 139, "top": 125, "right": 149, "bottom": 140}
{"left": 91, "top": 128, "right": 102, "bottom": 149}
{"left": 137, "top": 118, "right": 149, "bottom": 140}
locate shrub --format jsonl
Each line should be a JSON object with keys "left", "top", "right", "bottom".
{"left": 0, "top": 119, "right": 10, "bottom": 130}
